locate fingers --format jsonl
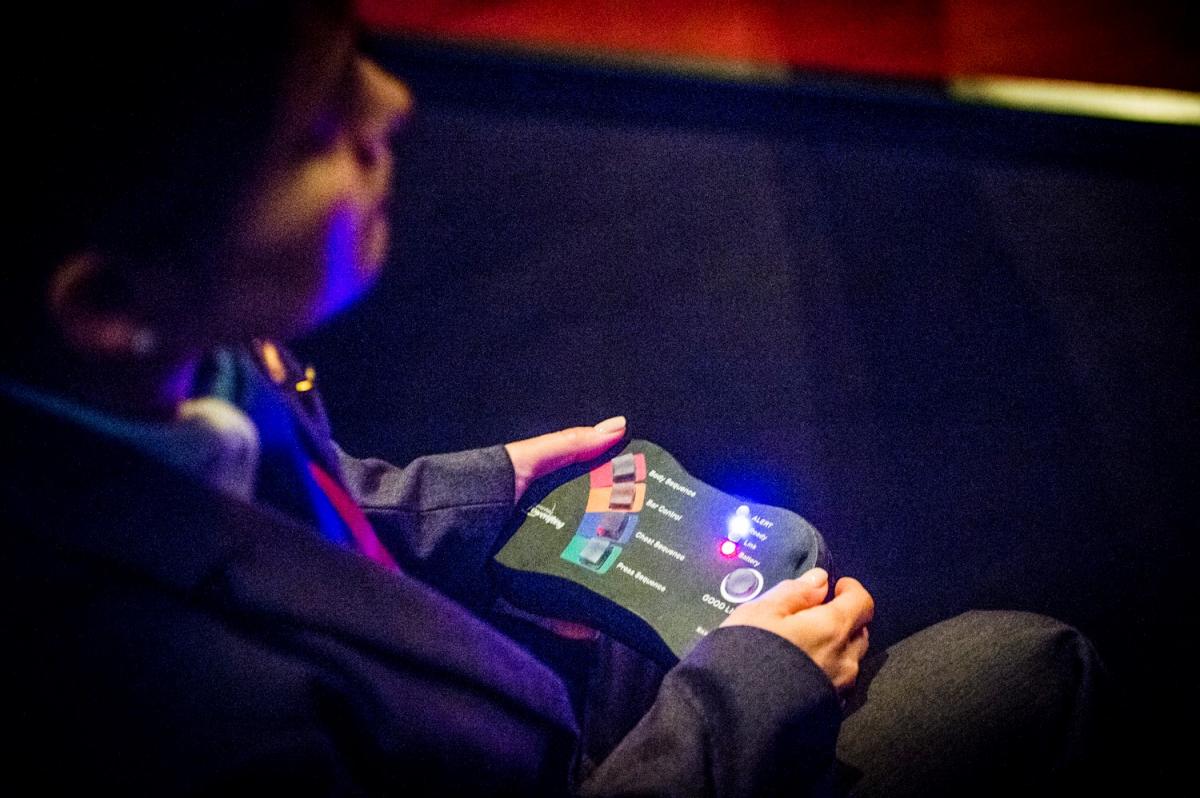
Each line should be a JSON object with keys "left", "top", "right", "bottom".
{"left": 720, "top": 569, "right": 875, "bottom": 693}
{"left": 831, "top": 577, "right": 875, "bottom": 632}
{"left": 504, "top": 416, "right": 627, "bottom": 501}
{"left": 511, "top": 417, "right": 627, "bottom": 476}
{"left": 848, "top": 625, "right": 870, "bottom": 662}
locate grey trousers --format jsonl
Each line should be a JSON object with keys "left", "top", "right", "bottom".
{"left": 834, "top": 611, "right": 1109, "bottom": 797}
{"left": 500, "top": 610, "right": 1110, "bottom": 796}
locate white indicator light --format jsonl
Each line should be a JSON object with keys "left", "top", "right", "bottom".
{"left": 727, "top": 505, "right": 753, "bottom": 542}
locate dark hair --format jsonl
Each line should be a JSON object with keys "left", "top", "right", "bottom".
{"left": 15, "top": 1, "right": 352, "bottom": 314}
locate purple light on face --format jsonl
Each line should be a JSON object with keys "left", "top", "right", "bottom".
{"left": 316, "top": 202, "right": 374, "bottom": 322}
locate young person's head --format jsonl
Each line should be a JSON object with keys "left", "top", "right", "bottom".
{"left": 12, "top": 1, "right": 410, "bottom": 394}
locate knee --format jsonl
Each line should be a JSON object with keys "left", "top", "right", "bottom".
{"left": 855, "top": 610, "right": 1106, "bottom": 746}
{"left": 949, "top": 610, "right": 1104, "bottom": 689}
{"left": 924, "top": 609, "right": 1109, "bottom": 767}
{"left": 836, "top": 611, "right": 1108, "bottom": 796}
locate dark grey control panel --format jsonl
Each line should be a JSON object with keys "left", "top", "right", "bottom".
{"left": 493, "top": 440, "right": 830, "bottom": 664}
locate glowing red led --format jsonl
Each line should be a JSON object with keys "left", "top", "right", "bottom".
{"left": 719, "top": 540, "right": 738, "bottom": 558}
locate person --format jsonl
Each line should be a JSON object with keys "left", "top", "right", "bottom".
{"left": 4, "top": 1, "right": 1108, "bottom": 794}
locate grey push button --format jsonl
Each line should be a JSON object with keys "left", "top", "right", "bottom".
{"left": 580, "top": 537, "right": 612, "bottom": 567}
{"left": 596, "top": 512, "right": 628, "bottom": 539}
{"left": 611, "top": 453, "right": 637, "bottom": 483}
{"left": 720, "top": 568, "right": 764, "bottom": 603}
{"left": 609, "top": 481, "right": 636, "bottom": 509}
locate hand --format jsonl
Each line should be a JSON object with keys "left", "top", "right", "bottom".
{"left": 720, "top": 568, "right": 874, "bottom": 692}
{"left": 501, "top": 416, "right": 627, "bottom": 641}
{"left": 503, "top": 415, "right": 627, "bottom": 503}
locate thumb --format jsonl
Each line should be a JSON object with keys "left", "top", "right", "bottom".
{"left": 756, "top": 568, "right": 829, "bottom": 616}
{"left": 505, "top": 416, "right": 627, "bottom": 501}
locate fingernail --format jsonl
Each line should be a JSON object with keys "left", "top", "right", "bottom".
{"left": 801, "top": 568, "right": 828, "bottom": 587}
{"left": 593, "top": 416, "right": 627, "bottom": 434}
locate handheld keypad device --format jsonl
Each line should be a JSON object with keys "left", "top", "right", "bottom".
{"left": 493, "top": 440, "right": 831, "bottom": 665}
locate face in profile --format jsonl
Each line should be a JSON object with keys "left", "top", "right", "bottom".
{"left": 219, "top": 23, "right": 413, "bottom": 341}
{"left": 25, "top": 3, "right": 413, "bottom": 371}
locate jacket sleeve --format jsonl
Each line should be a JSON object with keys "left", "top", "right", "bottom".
{"left": 333, "top": 442, "right": 516, "bottom": 611}
{"left": 579, "top": 625, "right": 842, "bottom": 798}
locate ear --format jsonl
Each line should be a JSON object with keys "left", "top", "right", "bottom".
{"left": 47, "top": 252, "right": 158, "bottom": 359}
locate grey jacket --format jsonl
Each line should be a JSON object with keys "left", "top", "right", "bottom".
{"left": 4, "top": 346, "right": 841, "bottom": 795}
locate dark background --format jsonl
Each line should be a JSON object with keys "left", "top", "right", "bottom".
{"left": 298, "top": 38, "right": 1197, "bottom": 785}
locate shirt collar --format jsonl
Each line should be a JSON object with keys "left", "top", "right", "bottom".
{"left": 0, "top": 365, "right": 260, "bottom": 501}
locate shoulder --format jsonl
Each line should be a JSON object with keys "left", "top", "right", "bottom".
{"left": 4, "top": 398, "right": 575, "bottom": 793}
